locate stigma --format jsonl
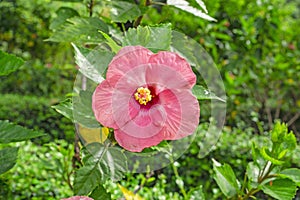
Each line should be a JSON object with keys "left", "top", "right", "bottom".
{"left": 134, "top": 87, "right": 152, "bottom": 105}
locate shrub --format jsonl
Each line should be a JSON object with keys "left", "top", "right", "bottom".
{"left": 0, "top": 140, "right": 74, "bottom": 199}
{"left": 0, "top": 93, "right": 74, "bottom": 143}
{"left": 0, "top": 60, "right": 76, "bottom": 98}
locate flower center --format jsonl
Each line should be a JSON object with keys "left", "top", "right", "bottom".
{"left": 134, "top": 87, "right": 152, "bottom": 105}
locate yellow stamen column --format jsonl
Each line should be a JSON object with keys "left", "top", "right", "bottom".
{"left": 134, "top": 87, "right": 152, "bottom": 105}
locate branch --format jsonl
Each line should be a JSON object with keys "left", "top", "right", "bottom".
{"left": 72, "top": 123, "right": 82, "bottom": 169}
{"left": 133, "top": 0, "right": 152, "bottom": 27}
{"left": 287, "top": 112, "right": 300, "bottom": 126}
{"left": 265, "top": 106, "right": 273, "bottom": 128}
{"left": 88, "top": 0, "right": 94, "bottom": 17}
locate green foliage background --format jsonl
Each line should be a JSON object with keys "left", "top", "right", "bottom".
{"left": 0, "top": 0, "right": 299, "bottom": 199}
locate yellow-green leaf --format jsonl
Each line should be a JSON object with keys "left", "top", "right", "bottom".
{"left": 99, "top": 31, "right": 121, "bottom": 54}
{"left": 118, "top": 184, "right": 144, "bottom": 200}
{"left": 78, "top": 125, "right": 109, "bottom": 144}
{"left": 260, "top": 147, "right": 285, "bottom": 165}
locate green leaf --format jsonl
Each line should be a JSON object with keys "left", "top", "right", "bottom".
{"left": 273, "top": 122, "right": 297, "bottom": 162}
{"left": 212, "top": 159, "right": 240, "bottom": 198}
{"left": 260, "top": 147, "right": 285, "bottom": 165}
{"left": 123, "top": 24, "right": 172, "bottom": 52}
{"left": 171, "top": 31, "right": 198, "bottom": 66}
{"left": 82, "top": 143, "right": 128, "bottom": 180}
{"left": 49, "top": 7, "right": 79, "bottom": 30}
{"left": 73, "top": 90, "right": 102, "bottom": 128}
{"left": 261, "top": 178, "right": 297, "bottom": 200}
{"left": 0, "top": 120, "right": 44, "bottom": 143}
{"left": 0, "top": 50, "right": 24, "bottom": 76}
{"left": 187, "top": 185, "right": 205, "bottom": 200}
{"left": 72, "top": 43, "right": 114, "bottom": 83}
{"left": 278, "top": 149, "right": 288, "bottom": 159}
{"left": 74, "top": 165, "right": 102, "bottom": 196}
{"left": 279, "top": 168, "right": 300, "bottom": 186}
{"left": 251, "top": 143, "right": 269, "bottom": 173}
{"left": 53, "top": 0, "right": 82, "bottom": 1}
{"left": 99, "top": 31, "right": 121, "bottom": 54}
{"left": 109, "top": 1, "right": 142, "bottom": 23}
{"left": 74, "top": 143, "right": 127, "bottom": 195}
{"left": 246, "top": 162, "right": 260, "bottom": 182}
{"left": 52, "top": 99, "right": 74, "bottom": 121}
{"left": 246, "top": 162, "right": 261, "bottom": 190}
{"left": 171, "top": 31, "right": 227, "bottom": 105}
{"left": 192, "top": 85, "right": 226, "bottom": 102}
{"left": 52, "top": 92, "right": 100, "bottom": 128}
{"left": 90, "top": 185, "right": 111, "bottom": 200}
{"left": 282, "top": 130, "right": 297, "bottom": 151}
{"left": 271, "top": 122, "right": 288, "bottom": 143}
{"left": 0, "top": 147, "right": 19, "bottom": 174}
{"left": 167, "top": 0, "right": 216, "bottom": 21}
{"left": 47, "top": 17, "right": 108, "bottom": 44}
{"left": 251, "top": 143, "right": 259, "bottom": 166}
{"left": 195, "top": 0, "right": 208, "bottom": 13}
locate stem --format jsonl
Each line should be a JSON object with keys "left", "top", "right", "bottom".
{"left": 243, "top": 188, "right": 260, "bottom": 199}
{"left": 72, "top": 124, "right": 82, "bottom": 169}
{"left": 291, "top": 124, "right": 299, "bottom": 137}
{"left": 258, "top": 161, "right": 271, "bottom": 182}
{"left": 63, "top": 150, "right": 74, "bottom": 190}
{"left": 72, "top": 0, "right": 93, "bottom": 180}
{"left": 240, "top": 172, "right": 248, "bottom": 195}
{"left": 88, "top": 0, "right": 94, "bottom": 17}
{"left": 133, "top": 0, "right": 151, "bottom": 27}
{"left": 145, "top": 0, "right": 151, "bottom": 6}
{"left": 274, "top": 97, "right": 282, "bottom": 119}
{"left": 133, "top": 16, "right": 143, "bottom": 28}
{"left": 241, "top": 161, "right": 273, "bottom": 200}
{"left": 287, "top": 112, "right": 300, "bottom": 126}
{"left": 121, "top": 23, "right": 126, "bottom": 33}
{"left": 133, "top": 171, "right": 154, "bottom": 194}
{"left": 64, "top": 170, "right": 74, "bottom": 190}
{"left": 170, "top": 156, "right": 188, "bottom": 199}
{"left": 265, "top": 106, "right": 273, "bottom": 128}
{"left": 151, "top": 2, "right": 167, "bottom": 6}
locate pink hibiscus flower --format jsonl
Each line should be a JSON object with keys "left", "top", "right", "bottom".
{"left": 61, "top": 196, "right": 93, "bottom": 200}
{"left": 92, "top": 46, "right": 200, "bottom": 152}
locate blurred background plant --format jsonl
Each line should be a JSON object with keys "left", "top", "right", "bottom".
{"left": 144, "top": 0, "right": 300, "bottom": 134}
{"left": 0, "top": 0, "right": 299, "bottom": 199}
{"left": 0, "top": 140, "right": 74, "bottom": 199}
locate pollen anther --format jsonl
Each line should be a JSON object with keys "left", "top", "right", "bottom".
{"left": 134, "top": 87, "right": 152, "bottom": 105}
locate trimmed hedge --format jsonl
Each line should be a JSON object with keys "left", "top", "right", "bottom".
{"left": 0, "top": 60, "right": 76, "bottom": 98}
{"left": 0, "top": 93, "right": 74, "bottom": 143}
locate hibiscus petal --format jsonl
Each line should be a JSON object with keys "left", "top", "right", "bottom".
{"left": 108, "top": 65, "right": 171, "bottom": 139}
{"left": 157, "top": 89, "right": 181, "bottom": 138}
{"left": 145, "top": 64, "right": 193, "bottom": 92}
{"left": 115, "top": 104, "right": 167, "bottom": 139}
{"left": 106, "top": 46, "right": 152, "bottom": 87}
{"left": 92, "top": 80, "right": 118, "bottom": 128}
{"left": 114, "top": 128, "right": 166, "bottom": 152}
{"left": 93, "top": 65, "right": 148, "bottom": 129}
{"left": 149, "top": 51, "right": 196, "bottom": 88}
{"left": 111, "top": 89, "right": 140, "bottom": 129}
{"left": 158, "top": 89, "right": 200, "bottom": 140}
{"left": 110, "top": 65, "right": 147, "bottom": 128}
{"left": 61, "top": 196, "right": 93, "bottom": 200}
